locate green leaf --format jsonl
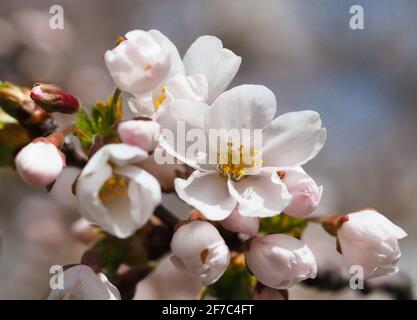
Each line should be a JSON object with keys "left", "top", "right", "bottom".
{"left": 259, "top": 213, "right": 308, "bottom": 239}
{"left": 205, "top": 264, "right": 255, "bottom": 300}
{"left": 74, "top": 109, "right": 95, "bottom": 148}
{"left": 73, "top": 89, "right": 123, "bottom": 150}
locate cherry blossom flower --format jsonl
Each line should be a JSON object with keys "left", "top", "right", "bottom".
{"left": 170, "top": 220, "right": 230, "bottom": 284}
{"left": 337, "top": 209, "right": 407, "bottom": 279}
{"left": 76, "top": 144, "right": 161, "bottom": 238}
{"left": 104, "top": 30, "right": 171, "bottom": 96}
{"left": 245, "top": 234, "right": 317, "bottom": 289}
{"left": 158, "top": 84, "right": 326, "bottom": 220}
{"left": 126, "top": 31, "right": 241, "bottom": 117}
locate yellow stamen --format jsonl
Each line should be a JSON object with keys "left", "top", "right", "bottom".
{"left": 99, "top": 174, "right": 128, "bottom": 204}
{"left": 217, "top": 143, "right": 262, "bottom": 181}
{"left": 154, "top": 87, "right": 167, "bottom": 110}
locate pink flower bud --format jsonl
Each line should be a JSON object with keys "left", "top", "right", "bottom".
{"left": 220, "top": 207, "right": 259, "bottom": 236}
{"left": 280, "top": 167, "right": 322, "bottom": 217}
{"left": 337, "top": 209, "right": 407, "bottom": 279}
{"left": 245, "top": 234, "right": 317, "bottom": 289}
{"left": 15, "top": 141, "right": 65, "bottom": 187}
{"left": 71, "top": 218, "right": 99, "bottom": 245}
{"left": 31, "top": 83, "right": 79, "bottom": 114}
{"left": 170, "top": 220, "right": 230, "bottom": 284}
{"left": 118, "top": 119, "right": 160, "bottom": 152}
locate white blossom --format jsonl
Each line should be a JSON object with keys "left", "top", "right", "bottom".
{"left": 105, "top": 30, "right": 171, "bottom": 96}
{"left": 127, "top": 32, "right": 241, "bottom": 116}
{"left": 158, "top": 84, "right": 326, "bottom": 220}
{"left": 337, "top": 209, "right": 407, "bottom": 279}
{"left": 76, "top": 144, "right": 161, "bottom": 238}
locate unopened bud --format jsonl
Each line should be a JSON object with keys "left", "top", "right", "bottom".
{"left": 170, "top": 220, "right": 230, "bottom": 284}
{"left": 220, "top": 207, "right": 259, "bottom": 236}
{"left": 337, "top": 209, "right": 407, "bottom": 279}
{"left": 245, "top": 234, "right": 317, "bottom": 289}
{"left": 71, "top": 218, "right": 100, "bottom": 245}
{"left": 31, "top": 83, "right": 79, "bottom": 114}
{"left": 118, "top": 119, "right": 160, "bottom": 152}
{"left": 15, "top": 140, "right": 65, "bottom": 187}
{"left": 280, "top": 167, "right": 322, "bottom": 218}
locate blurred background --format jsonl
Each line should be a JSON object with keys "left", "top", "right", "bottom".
{"left": 0, "top": 0, "right": 416, "bottom": 299}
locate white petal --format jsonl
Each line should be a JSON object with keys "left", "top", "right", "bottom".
{"left": 183, "top": 35, "right": 241, "bottom": 103}
{"left": 148, "top": 29, "right": 185, "bottom": 77}
{"left": 76, "top": 144, "right": 158, "bottom": 238}
{"left": 127, "top": 96, "right": 155, "bottom": 118}
{"left": 205, "top": 85, "right": 276, "bottom": 131}
{"left": 341, "top": 210, "right": 407, "bottom": 242}
{"left": 105, "top": 30, "right": 170, "bottom": 95}
{"left": 262, "top": 111, "right": 327, "bottom": 167}
{"left": 227, "top": 169, "right": 292, "bottom": 217}
{"left": 15, "top": 141, "right": 65, "bottom": 187}
{"left": 157, "top": 99, "right": 210, "bottom": 168}
{"left": 175, "top": 170, "right": 236, "bottom": 220}
{"left": 163, "top": 73, "right": 208, "bottom": 104}
{"left": 47, "top": 265, "right": 121, "bottom": 300}
{"left": 115, "top": 166, "right": 161, "bottom": 235}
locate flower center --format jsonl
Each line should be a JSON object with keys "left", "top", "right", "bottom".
{"left": 154, "top": 87, "right": 167, "bottom": 110}
{"left": 99, "top": 174, "right": 128, "bottom": 204}
{"left": 217, "top": 142, "right": 263, "bottom": 181}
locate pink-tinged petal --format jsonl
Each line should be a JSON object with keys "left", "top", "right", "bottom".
{"left": 281, "top": 167, "right": 323, "bottom": 218}
{"left": 245, "top": 234, "right": 317, "bottom": 289}
{"left": 15, "top": 141, "right": 65, "bottom": 187}
{"left": 220, "top": 206, "right": 259, "bottom": 236}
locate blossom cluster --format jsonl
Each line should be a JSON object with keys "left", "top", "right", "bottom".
{"left": 1, "top": 29, "right": 407, "bottom": 300}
